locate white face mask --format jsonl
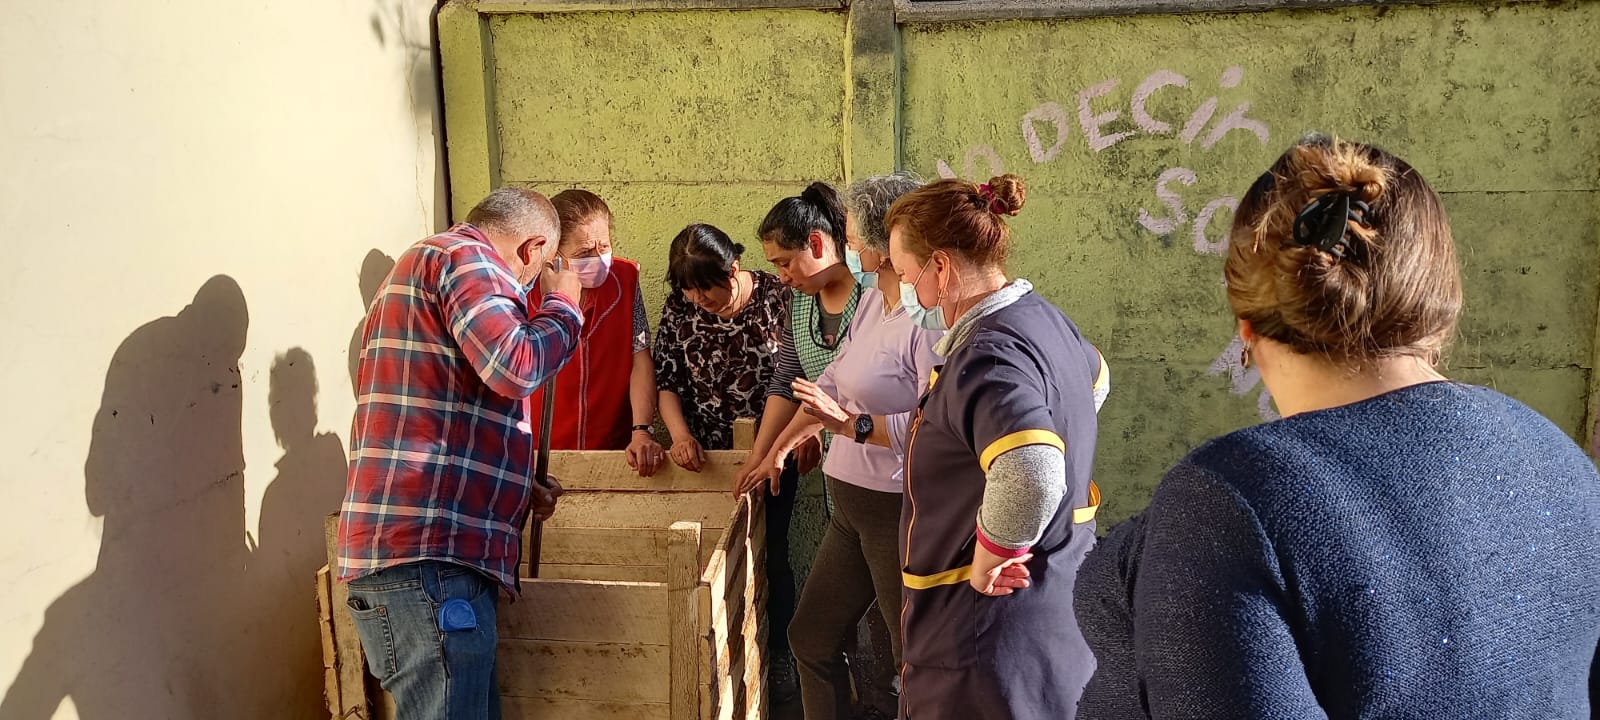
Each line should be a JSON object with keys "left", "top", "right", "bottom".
{"left": 900, "top": 258, "right": 947, "bottom": 331}
{"left": 571, "top": 252, "right": 613, "bottom": 289}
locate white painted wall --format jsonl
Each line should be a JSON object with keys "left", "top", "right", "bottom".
{"left": 0, "top": 2, "right": 444, "bottom": 717}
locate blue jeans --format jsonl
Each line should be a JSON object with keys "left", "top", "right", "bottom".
{"left": 346, "top": 561, "right": 501, "bottom": 720}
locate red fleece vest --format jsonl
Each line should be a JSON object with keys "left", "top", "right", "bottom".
{"left": 523, "top": 258, "right": 640, "bottom": 450}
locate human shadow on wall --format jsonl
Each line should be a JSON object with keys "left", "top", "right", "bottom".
{"left": 248, "top": 348, "right": 349, "bottom": 718}
{"left": 371, "top": 0, "right": 451, "bottom": 226}
{"left": 349, "top": 249, "right": 396, "bottom": 397}
{"left": 0, "top": 276, "right": 251, "bottom": 720}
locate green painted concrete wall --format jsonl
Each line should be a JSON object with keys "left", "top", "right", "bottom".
{"left": 441, "top": 1, "right": 1599, "bottom": 525}
{"left": 478, "top": 7, "right": 848, "bottom": 292}
{"left": 901, "top": 2, "right": 1600, "bottom": 521}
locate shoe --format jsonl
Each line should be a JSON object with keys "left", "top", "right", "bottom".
{"left": 768, "top": 653, "right": 799, "bottom": 705}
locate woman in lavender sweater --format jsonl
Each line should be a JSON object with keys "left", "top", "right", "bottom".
{"left": 745, "top": 173, "right": 937, "bottom": 720}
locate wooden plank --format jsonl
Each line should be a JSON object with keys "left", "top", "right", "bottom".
{"left": 549, "top": 492, "right": 735, "bottom": 530}
{"left": 669, "top": 522, "right": 703, "bottom": 720}
{"left": 697, "top": 583, "right": 715, "bottom": 720}
{"left": 712, "top": 567, "right": 752, "bottom": 695}
{"left": 704, "top": 550, "right": 748, "bottom": 656}
{"left": 742, "top": 623, "right": 770, "bottom": 720}
{"left": 715, "top": 631, "right": 746, "bottom": 720}
{"left": 552, "top": 450, "right": 749, "bottom": 492}
{"left": 501, "top": 695, "right": 670, "bottom": 720}
{"left": 323, "top": 513, "right": 370, "bottom": 719}
{"left": 475, "top": 0, "right": 842, "bottom": 13}
{"left": 533, "top": 562, "right": 666, "bottom": 583}
{"left": 542, "top": 526, "right": 724, "bottom": 569}
{"left": 739, "top": 494, "right": 767, "bottom": 719}
{"left": 504, "top": 579, "right": 670, "bottom": 645}
{"left": 315, "top": 566, "right": 339, "bottom": 718}
{"left": 733, "top": 418, "right": 755, "bottom": 452}
{"left": 498, "top": 638, "right": 669, "bottom": 703}
{"left": 543, "top": 526, "right": 665, "bottom": 566}
{"left": 699, "top": 497, "right": 750, "bottom": 585}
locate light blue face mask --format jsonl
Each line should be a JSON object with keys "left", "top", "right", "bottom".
{"left": 900, "top": 260, "right": 947, "bottom": 331}
{"left": 844, "top": 248, "right": 864, "bottom": 275}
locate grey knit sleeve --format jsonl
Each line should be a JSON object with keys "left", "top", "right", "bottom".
{"left": 977, "top": 444, "right": 1067, "bottom": 551}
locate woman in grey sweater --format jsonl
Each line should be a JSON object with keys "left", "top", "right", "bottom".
{"left": 1074, "top": 135, "right": 1600, "bottom": 719}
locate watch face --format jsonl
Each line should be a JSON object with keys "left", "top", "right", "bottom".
{"left": 855, "top": 414, "right": 872, "bottom": 436}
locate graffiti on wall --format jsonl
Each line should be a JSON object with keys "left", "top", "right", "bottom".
{"left": 932, "top": 66, "right": 1280, "bottom": 419}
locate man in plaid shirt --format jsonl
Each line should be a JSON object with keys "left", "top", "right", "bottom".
{"left": 337, "top": 187, "right": 583, "bottom": 718}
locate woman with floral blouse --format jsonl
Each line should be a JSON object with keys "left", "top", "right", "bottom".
{"left": 654, "top": 222, "right": 789, "bottom": 462}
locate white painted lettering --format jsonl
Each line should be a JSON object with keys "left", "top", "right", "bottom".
{"left": 1137, "top": 167, "right": 1196, "bottom": 235}
{"left": 1022, "top": 102, "right": 1072, "bottom": 163}
{"left": 1077, "top": 79, "right": 1134, "bottom": 152}
{"left": 1131, "top": 71, "right": 1189, "bottom": 135}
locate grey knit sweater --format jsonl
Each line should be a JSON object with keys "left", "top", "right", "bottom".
{"left": 1075, "top": 381, "right": 1600, "bottom": 719}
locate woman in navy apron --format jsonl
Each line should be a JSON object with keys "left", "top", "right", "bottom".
{"left": 884, "top": 174, "right": 1108, "bottom": 720}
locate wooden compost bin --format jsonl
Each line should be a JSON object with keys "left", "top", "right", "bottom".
{"left": 316, "top": 423, "right": 767, "bottom": 720}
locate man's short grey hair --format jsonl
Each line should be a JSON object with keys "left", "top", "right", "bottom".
{"left": 465, "top": 187, "right": 560, "bottom": 241}
{"left": 845, "top": 172, "right": 924, "bottom": 253}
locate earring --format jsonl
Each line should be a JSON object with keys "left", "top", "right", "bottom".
{"left": 1240, "top": 342, "right": 1253, "bottom": 369}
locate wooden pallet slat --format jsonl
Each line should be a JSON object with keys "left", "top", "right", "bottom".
{"left": 503, "top": 579, "right": 670, "bottom": 645}
{"left": 534, "top": 562, "right": 667, "bottom": 582}
{"left": 498, "top": 638, "right": 670, "bottom": 703}
{"left": 669, "top": 521, "right": 703, "bottom": 720}
{"left": 323, "top": 514, "right": 371, "bottom": 720}
{"left": 552, "top": 450, "right": 750, "bottom": 492}
{"left": 542, "top": 526, "right": 667, "bottom": 565}
{"left": 315, "top": 566, "right": 339, "bottom": 718}
{"left": 550, "top": 492, "right": 737, "bottom": 531}
{"left": 500, "top": 695, "right": 670, "bottom": 720}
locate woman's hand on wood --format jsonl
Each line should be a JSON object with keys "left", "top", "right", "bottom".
{"left": 626, "top": 431, "right": 665, "bottom": 477}
{"left": 668, "top": 434, "right": 707, "bottom": 472}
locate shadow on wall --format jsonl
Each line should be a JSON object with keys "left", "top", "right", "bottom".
{"left": 350, "top": 249, "right": 397, "bottom": 397}
{"left": 371, "top": 0, "right": 451, "bottom": 229}
{"left": 0, "top": 276, "right": 345, "bottom": 720}
{"left": 254, "top": 348, "right": 350, "bottom": 718}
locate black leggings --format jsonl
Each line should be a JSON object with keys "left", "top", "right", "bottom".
{"left": 766, "top": 461, "right": 800, "bottom": 658}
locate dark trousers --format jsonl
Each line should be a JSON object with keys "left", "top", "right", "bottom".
{"left": 767, "top": 461, "right": 800, "bottom": 659}
{"left": 790, "top": 477, "right": 905, "bottom": 720}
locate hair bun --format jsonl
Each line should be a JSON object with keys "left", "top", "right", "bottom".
{"left": 982, "top": 174, "right": 1027, "bottom": 216}
{"left": 800, "top": 181, "right": 839, "bottom": 209}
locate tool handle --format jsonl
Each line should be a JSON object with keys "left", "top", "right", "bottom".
{"left": 527, "top": 256, "right": 566, "bottom": 580}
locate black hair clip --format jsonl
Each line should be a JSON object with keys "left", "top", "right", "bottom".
{"left": 1291, "top": 192, "right": 1369, "bottom": 259}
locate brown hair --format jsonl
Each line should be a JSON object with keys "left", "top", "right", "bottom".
{"left": 550, "top": 188, "right": 613, "bottom": 241}
{"left": 884, "top": 174, "right": 1026, "bottom": 266}
{"left": 1226, "top": 134, "right": 1461, "bottom": 366}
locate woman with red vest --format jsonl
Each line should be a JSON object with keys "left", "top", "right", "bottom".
{"left": 522, "top": 189, "right": 665, "bottom": 476}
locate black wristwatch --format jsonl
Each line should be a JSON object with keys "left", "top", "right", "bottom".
{"left": 853, "top": 413, "right": 873, "bottom": 444}
{"left": 631, "top": 424, "right": 653, "bottom": 435}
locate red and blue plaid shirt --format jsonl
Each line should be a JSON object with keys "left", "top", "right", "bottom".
{"left": 337, "top": 223, "right": 582, "bottom": 594}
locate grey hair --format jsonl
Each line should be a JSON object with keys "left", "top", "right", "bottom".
{"left": 844, "top": 172, "right": 924, "bottom": 253}
{"left": 464, "top": 187, "right": 560, "bottom": 241}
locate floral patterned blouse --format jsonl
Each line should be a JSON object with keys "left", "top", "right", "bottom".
{"left": 652, "top": 270, "right": 788, "bottom": 450}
